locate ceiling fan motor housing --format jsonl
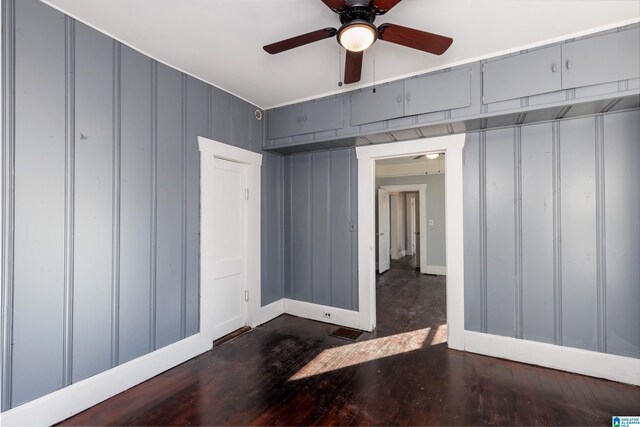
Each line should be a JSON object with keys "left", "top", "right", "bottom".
{"left": 339, "top": 4, "right": 376, "bottom": 25}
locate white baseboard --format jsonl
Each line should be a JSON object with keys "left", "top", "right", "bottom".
{"left": 464, "top": 330, "right": 640, "bottom": 386}
{"left": 256, "top": 299, "right": 285, "bottom": 326}
{"left": 283, "top": 298, "right": 360, "bottom": 330}
{"left": 0, "top": 334, "right": 211, "bottom": 426}
{"left": 425, "top": 265, "right": 446, "bottom": 275}
{"left": 391, "top": 250, "right": 406, "bottom": 260}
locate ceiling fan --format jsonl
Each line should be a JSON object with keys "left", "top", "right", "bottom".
{"left": 263, "top": 0, "right": 453, "bottom": 85}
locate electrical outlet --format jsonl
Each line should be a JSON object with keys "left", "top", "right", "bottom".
{"left": 323, "top": 312, "right": 332, "bottom": 319}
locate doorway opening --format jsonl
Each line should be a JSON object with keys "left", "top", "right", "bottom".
{"left": 374, "top": 155, "right": 447, "bottom": 341}
{"left": 355, "top": 134, "right": 465, "bottom": 350}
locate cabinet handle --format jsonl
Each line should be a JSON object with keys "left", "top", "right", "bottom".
{"left": 303, "top": 114, "right": 307, "bottom": 122}
{"left": 297, "top": 116, "right": 301, "bottom": 124}
{"left": 565, "top": 60, "right": 572, "bottom": 70}
{"left": 396, "top": 95, "right": 402, "bottom": 103}
{"left": 406, "top": 92, "right": 411, "bottom": 102}
{"left": 551, "top": 63, "right": 557, "bottom": 73}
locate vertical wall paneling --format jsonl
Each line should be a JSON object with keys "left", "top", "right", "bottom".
{"left": 311, "top": 152, "right": 331, "bottom": 306}
{"left": 118, "top": 45, "right": 152, "bottom": 364}
{"left": 261, "top": 152, "right": 284, "bottom": 305}
{"left": 462, "top": 133, "right": 481, "bottom": 331}
{"left": 72, "top": 21, "right": 114, "bottom": 383}
{"left": 185, "top": 76, "right": 207, "bottom": 336}
{"left": 62, "top": 16, "right": 75, "bottom": 388}
{"left": 210, "top": 86, "right": 231, "bottom": 144}
{"left": 330, "top": 149, "right": 352, "bottom": 310}
{"left": 110, "top": 41, "right": 121, "bottom": 367}
{"left": 560, "top": 117, "right": 598, "bottom": 352}
{"left": 349, "top": 149, "right": 358, "bottom": 311}
{"left": 155, "top": 63, "right": 183, "bottom": 349}
{"left": 284, "top": 149, "right": 359, "bottom": 311}
{"left": 4, "top": 0, "right": 286, "bottom": 408}
{"left": 603, "top": 110, "right": 640, "bottom": 358}
{"left": 514, "top": 128, "right": 523, "bottom": 339}
{"left": 291, "top": 154, "right": 312, "bottom": 302}
{"left": 149, "top": 60, "right": 157, "bottom": 352}
{"left": 552, "top": 121, "right": 562, "bottom": 345}
{"left": 284, "top": 156, "right": 293, "bottom": 299}
{"left": 12, "top": 0, "right": 66, "bottom": 405}
{"left": 484, "top": 128, "right": 516, "bottom": 338}
{"left": 595, "top": 115, "right": 606, "bottom": 353}
{"left": 479, "top": 132, "right": 488, "bottom": 333}
{"left": 180, "top": 75, "right": 187, "bottom": 339}
{"left": 1, "top": 0, "right": 15, "bottom": 411}
{"left": 520, "top": 123, "right": 555, "bottom": 344}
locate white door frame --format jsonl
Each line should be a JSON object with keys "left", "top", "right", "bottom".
{"left": 356, "top": 134, "right": 465, "bottom": 350}
{"left": 198, "top": 137, "right": 262, "bottom": 343}
{"left": 380, "top": 184, "right": 428, "bottom": 274}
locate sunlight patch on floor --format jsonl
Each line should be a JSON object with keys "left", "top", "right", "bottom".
{"left": 289, "top": 324, "right": 447, "bottom": 381}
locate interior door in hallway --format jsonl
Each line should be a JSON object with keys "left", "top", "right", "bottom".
{"left": 212, "top": 157, "right": 247, "bottom": 337}
{"left": 378, "top": 188, "right": 390, "bottom": 273}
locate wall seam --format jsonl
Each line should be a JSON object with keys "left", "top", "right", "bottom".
{"left": 514, "top": 126, "right": 523, "bottom": 339}
{"left": 328, "top": 153, "right": 333, "bottom": 306}
{"left": 149, "top": 60, "right": 158, "bottom": 352}
{"left": 207, "top": 85, "right": 212, "bottom": 139}
{"left": 62, "top": 16, "right": 75, "bottom": 387}
{"left": 479, "top": 131, "right": 487, "bottom": 333}
{"left": 180, "top": 74, "right": 187, "bottom": 339}
{"left": 552, "top": 120, "right": 563, "bottom": 346}
{"left": 1, "top": 0, "right": 16, "bottom": 410}
{"left": 110, "top": 41, "right": 121, "bottom": 368}
{"left": 308, "top": 154, "right": 313, "bottom": 303}
{"left": 595, "top": 114, "right": 607, "bottom": 353}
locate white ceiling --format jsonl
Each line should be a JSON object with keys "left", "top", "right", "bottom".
{"left": 42, "top": 0, "right": 640, "bottom": 109}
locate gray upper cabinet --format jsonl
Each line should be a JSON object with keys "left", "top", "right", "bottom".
{"left": 482, "top": 46, "right": 562, "bottom": 103}
{"left": 351, "top": 81, "right": 404, "bottom": 126}
{"left": 302, "top": 97, "right": 344, "bottom": 135}
{"left": 562, "top": 28, "right": 640, "bottom": 89}
{"left": 268, "top": 104, "right": 302, "bottom": 140}
{"left": 405, "top": 68, "right": 472, "bottom": 116}
{"left": 268, "top": 97, "right": 344, "bottom": 140}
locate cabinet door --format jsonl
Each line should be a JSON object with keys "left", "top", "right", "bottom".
{"left": 405, "top": 68, "right": 472, "bottom": 115}
{"left": 267, "top": 104, "right": 302, "bottom": 139}
{"left": 301, "top": 97, "right": 344, "bottom": 134}
{"left": 562, "top": 28, "right": 640, "bottom": 89}
{"left": 350, "top": 81, "right": 404, "bottom": 126}
{"left": 482, "top": 46, "right": 561, "bottom": 103}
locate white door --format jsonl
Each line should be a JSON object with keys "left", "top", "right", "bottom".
{"left": 414, "top": 194, "right": 420, "bottom": 269}
{"left": 212, "top": 158, "right": 247, "bottom": 337}
{"left": 378, "top": 189, "right": 390, "bottom": 273}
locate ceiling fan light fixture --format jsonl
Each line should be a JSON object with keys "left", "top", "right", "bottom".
{"left": 426, "top": 153, "right": 440, "bottom": 160}
{"left": 338, "top": 20, "right": 377, "bottom": 52}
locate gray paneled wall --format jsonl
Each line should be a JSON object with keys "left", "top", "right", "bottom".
{"left": 463, "top": 109, "right": 640, "bottom": 358}
{"left": 1, "top": 0, "right": 283, "bottom": 410}
{"left": 376, "top": 174, "right": 446, "bottom": 267}
{"left": 284, "top": 149, "right": 358, "bottom": 310}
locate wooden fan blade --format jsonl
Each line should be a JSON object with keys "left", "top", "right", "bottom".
{"left": 344, "top": 50, "right": 363, "bottom": 84}
{"left": 320, "top": 0, "right": 348, "bottom": 12}
{"left": 378, "top": 23, "right": 453, "bottom": 55}
{"left": 373, "top": 0, "right": 402, "bottom": 13}
{"left": 264, "top": 28, "right": 337, "bottom": 54}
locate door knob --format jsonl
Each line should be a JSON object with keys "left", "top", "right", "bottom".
{"left": 551, "top": 64, "right": 557, "bottom": 73}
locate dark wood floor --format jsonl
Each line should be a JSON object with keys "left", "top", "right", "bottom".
{"left": 62, "top": 256, "right": 640, "bottom": 426}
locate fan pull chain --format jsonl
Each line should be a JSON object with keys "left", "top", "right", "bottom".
{"left": 372, "top": 44, "right": 377, "bottom": 93}
{"left": 338, "top": 46, "right": 343, "bottom": 87}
